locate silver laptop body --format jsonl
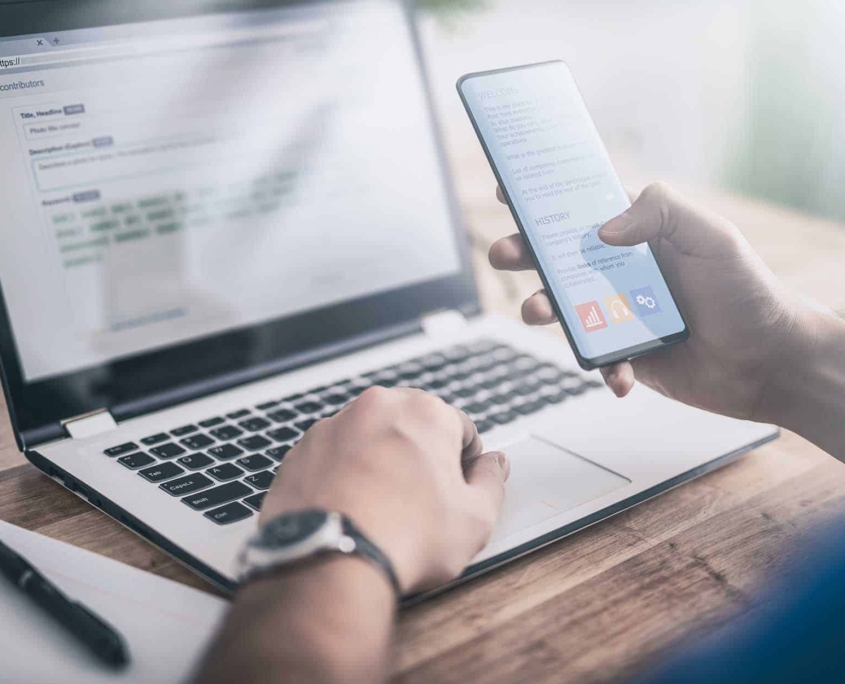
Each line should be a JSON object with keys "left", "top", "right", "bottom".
{"left": 0, "top": 0, "right": 777, "bottom": 594}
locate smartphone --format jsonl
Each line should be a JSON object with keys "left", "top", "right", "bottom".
{"left": 457, "top": 61, "right": 689, "bottom": 370}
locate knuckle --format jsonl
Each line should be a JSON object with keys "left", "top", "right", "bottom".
{"left": 642, "top": 181, "right": 671, "bottom": 202}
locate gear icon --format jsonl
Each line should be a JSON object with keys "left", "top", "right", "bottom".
{"left": 635, "top": 294, "right": 656, "bottom": 309}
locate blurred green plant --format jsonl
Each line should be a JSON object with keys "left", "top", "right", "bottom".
{"left": 416, "top": 0, "right": 487, "bottom": 25}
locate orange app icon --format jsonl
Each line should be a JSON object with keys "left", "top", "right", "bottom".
{"left": 604, "top": 294, "right": 636, "bottom": 324}
{"left": 575, "top": 301, "right": 607, "bottom": 332}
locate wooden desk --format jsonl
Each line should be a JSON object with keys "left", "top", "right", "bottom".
{"left": 2, "top": 179, "right": 845, "bottom": 683}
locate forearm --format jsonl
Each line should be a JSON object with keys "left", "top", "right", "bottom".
{"left": 193, "top": 556, "right": 395, "bottom": 684}
{"left": 767, "top": 308, "right": 845, "bottom": 461}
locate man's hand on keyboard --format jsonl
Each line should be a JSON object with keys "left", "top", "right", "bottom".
{"left": 259, "top": 386, "right": 510, "bottom": 593}
{"left": 489, "top": 182, "right": 813, "bottom": 425}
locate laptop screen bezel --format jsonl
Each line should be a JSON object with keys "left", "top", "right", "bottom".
{"left": 0, "top": 0, "right": 480, "bottom": 446}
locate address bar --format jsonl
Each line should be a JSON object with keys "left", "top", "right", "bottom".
{"left": 0, "top": 20, "right": 326, "bottom": 70}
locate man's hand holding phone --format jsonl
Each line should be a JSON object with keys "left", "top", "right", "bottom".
{"left": 490, "top": 182, "right": 808, "bottom": 423}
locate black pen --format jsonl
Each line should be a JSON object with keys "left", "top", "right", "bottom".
{"left": 0, "top": 537, "right": 130, "bottom": 668}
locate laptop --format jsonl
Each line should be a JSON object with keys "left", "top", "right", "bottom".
{"left": 0, "top": 0, "right": 778, "bottom": 595}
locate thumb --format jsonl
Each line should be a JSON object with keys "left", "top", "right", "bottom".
{"left": 598, "top": 182, "right": 741, "bottom": 257}
{"left": 464, "top": 451, "right": 509, "bottom": 537}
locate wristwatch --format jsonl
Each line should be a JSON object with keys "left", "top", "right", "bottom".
{"left": 235, "top": 509, "right": 402, "bottom": 597}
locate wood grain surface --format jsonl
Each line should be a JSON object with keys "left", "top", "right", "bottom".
{"left": 2, "top": 173, "right": 844, "bottom": 683}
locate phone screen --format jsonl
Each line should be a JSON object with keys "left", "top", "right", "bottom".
{"left": 458, "top": 62, "right": 687, "bottom": 367}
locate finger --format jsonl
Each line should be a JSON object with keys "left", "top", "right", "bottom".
{"left": 455, "top": 407, "right": 483, "bottom": 462}
{"left": 600, "top": 362, "right": 635, "bottom": 397}
{"left": 522, "top": 290, "right": 557, "bottom": 326}
{"left": 489, "top": 234, "right": 535, "bottom": 271}
{"left": 464, "top": 451, "right": 509, "bottom": 538}
{"left": 496, "top": 185, "right": 506, "bottom": 204}
{"left": 598, "top": 182, "right": 741, "bottom": 256}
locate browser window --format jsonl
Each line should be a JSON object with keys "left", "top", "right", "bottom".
{"left": 0, "top": 0, "right": 461, "bottom": 381}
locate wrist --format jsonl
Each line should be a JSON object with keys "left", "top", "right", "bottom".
{"left": 764, "top": 304, "right": 845, "bottom": 458}
{"left": 198, "top": 555, "right": 395, "bottom": 684}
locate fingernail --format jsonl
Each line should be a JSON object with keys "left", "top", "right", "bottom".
{"left": 598, "top": 218, "right": 632, "bottom": 238}
{"left": 495, "top": 452, "right": 511, "bottom": 482}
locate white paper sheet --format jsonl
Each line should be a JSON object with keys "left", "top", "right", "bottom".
{"left": 0, "top": 520, "right": 230, "bottom": 683}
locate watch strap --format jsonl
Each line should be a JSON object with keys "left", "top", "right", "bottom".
{"left": 341, "top": 516, "right": 402, "bottom": 597}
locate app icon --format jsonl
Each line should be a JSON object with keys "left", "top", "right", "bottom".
{"left": 604, "top": 294, "right": 636, "bottom": 324}
{"left": 630, "top": 286, "right": 661, "bottom": 317}
{"left": 575, "top": 301, "right": 607, "bottom": 332}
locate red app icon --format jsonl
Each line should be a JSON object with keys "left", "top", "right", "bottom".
{"left": 575, "top": 301, "right": 608, "bottom": 332}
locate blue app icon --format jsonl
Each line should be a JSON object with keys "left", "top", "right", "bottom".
{"left": 630, "top": 286, "right": 661, "bottom": 317}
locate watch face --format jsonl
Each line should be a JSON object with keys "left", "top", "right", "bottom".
{"left": 262, "top": 509, "right": 329, "bottom": 546}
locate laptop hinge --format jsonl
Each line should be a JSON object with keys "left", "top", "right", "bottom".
{"left": 421, "top": 309, "right": 468, "bottom": 339}
{"left": 62, "top": 408, "right": 118, "bottom": 440}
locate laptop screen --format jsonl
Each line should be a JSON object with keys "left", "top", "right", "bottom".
{"left": 0, "top": 0, "right": 462, "bottom": 384}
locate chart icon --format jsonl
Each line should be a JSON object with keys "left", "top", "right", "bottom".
{"left": 575, "top": 301, "right": 608, "bottom": 332}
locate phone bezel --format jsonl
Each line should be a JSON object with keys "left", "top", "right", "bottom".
{"left": 456, "top": 60, "right": 689, "bottom": 370}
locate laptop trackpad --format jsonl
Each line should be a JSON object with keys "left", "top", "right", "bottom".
{"left": 489, "top": 436, "right": 631, "bottom": 544}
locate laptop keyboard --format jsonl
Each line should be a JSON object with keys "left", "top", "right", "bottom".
{"left": 101, "top": 339, "right": 602, "bottom": 525}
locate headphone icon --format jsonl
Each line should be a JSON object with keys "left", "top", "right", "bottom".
{"left": 610, "top": 299, "right": 630, "bottom": 320}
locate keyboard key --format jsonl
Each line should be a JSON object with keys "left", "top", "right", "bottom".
{"left": 467, "top": 339, "right": 498, "bottom": 354}
{"left": 243, "top": 492, "right": 266, "bottom": 511}
{"left": 198, "top": 416, "right": 225, "bottom": 428}
{"left": 476, "top": 419, "right": 494, "bottom": 434}
{"left": 490, "top": 393, "right": 511, "bottom": 406}
{"left": 295, "top": 418, "right": 317, "bottom": 433}
{"left": 513, "top": 356, "right": 540, "bottom": 372}
{"left": 515, "top": 401, "right": 544, "bottom": 416}
{"left": 536, "top": 365, "right": 564, "bottom": 382}
{"left": 209, "top": 444, "right": 244, "bottom": 460}
{"left": 282, "top": 392, "right": 305, "bottom": 403}
{"left": 104, "top": 442, "right": 138, "bottom": 457}
{"left": 545, "top": 391, "right": 568, "bottom": 404}
{"left": 256, "top": 400, "right": 279, "bottom": 410}
{"left": 294, "top": 401, "right": 322, "bottom": 414}
{"left": 490, "top": 411, "right": 517, "bottom": 425}
{"left": 210, "top": 425, "right": 243, "bottom": 441}
{"left": 371, "top": 376, "right": 397, "bottom": 388}
{"left": 140, "top": 433, "right": 169, "bottom": 446}
{"left": 139, "top": 462, "right": 184, "bottom": 482}
{"left": 237, "top": 435, "right": 272, "bottom": 451}
{"left": 227, "top": 409, "right": 251, "bottom": 419}
{"left": 182, "top": 481, "right": 252, "bottom": 510}
{"left": 244, "top": 470, "right": 275, "bottom": 490}
{"left": 207, "top": 463, "right": 245, "bottom": 481}
{"left": 180, "top": 434, "right": 215, "bottom": 450}
{"left": 323, "top": 393, "right": 349, "bottom": 406}
{"left": 171, "top": 424, "right": 198, "bottom": 437}
{"left": 204, "top": 501, "right": 253, "bottom": 525}
{"left": 160, "top": 473, "right": 213, "bottom": 496}
{"left": 267, "top": 408, "right": 297, "bottom": 423}
{"left": 237, "top": 454, "right": 272, "bottom": 472}
{"left": 465, "top": 401, "right": 491, "bottom": 415}
{"left": 418, "top": 353, "right": 447, "bottom": 371}
{"left": 443, "top": 345, "right": 471, "bottom": 362}
{"left": 150, "top": 443, "right": 186, "bottom": 459}
{"left": 118, "top": 452, "right": 155, "bottom": 470}
{"left": 178, "top": 452, "right": 215, "bottom": 470}
{"left": 266, "top": 446, "right": 291, "bottom": 462}
{"left": 267, "top": 426, "right": 299, "bottom": 443}
{"left": 239, "top": 417, "right": 271, "bottom": 432}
